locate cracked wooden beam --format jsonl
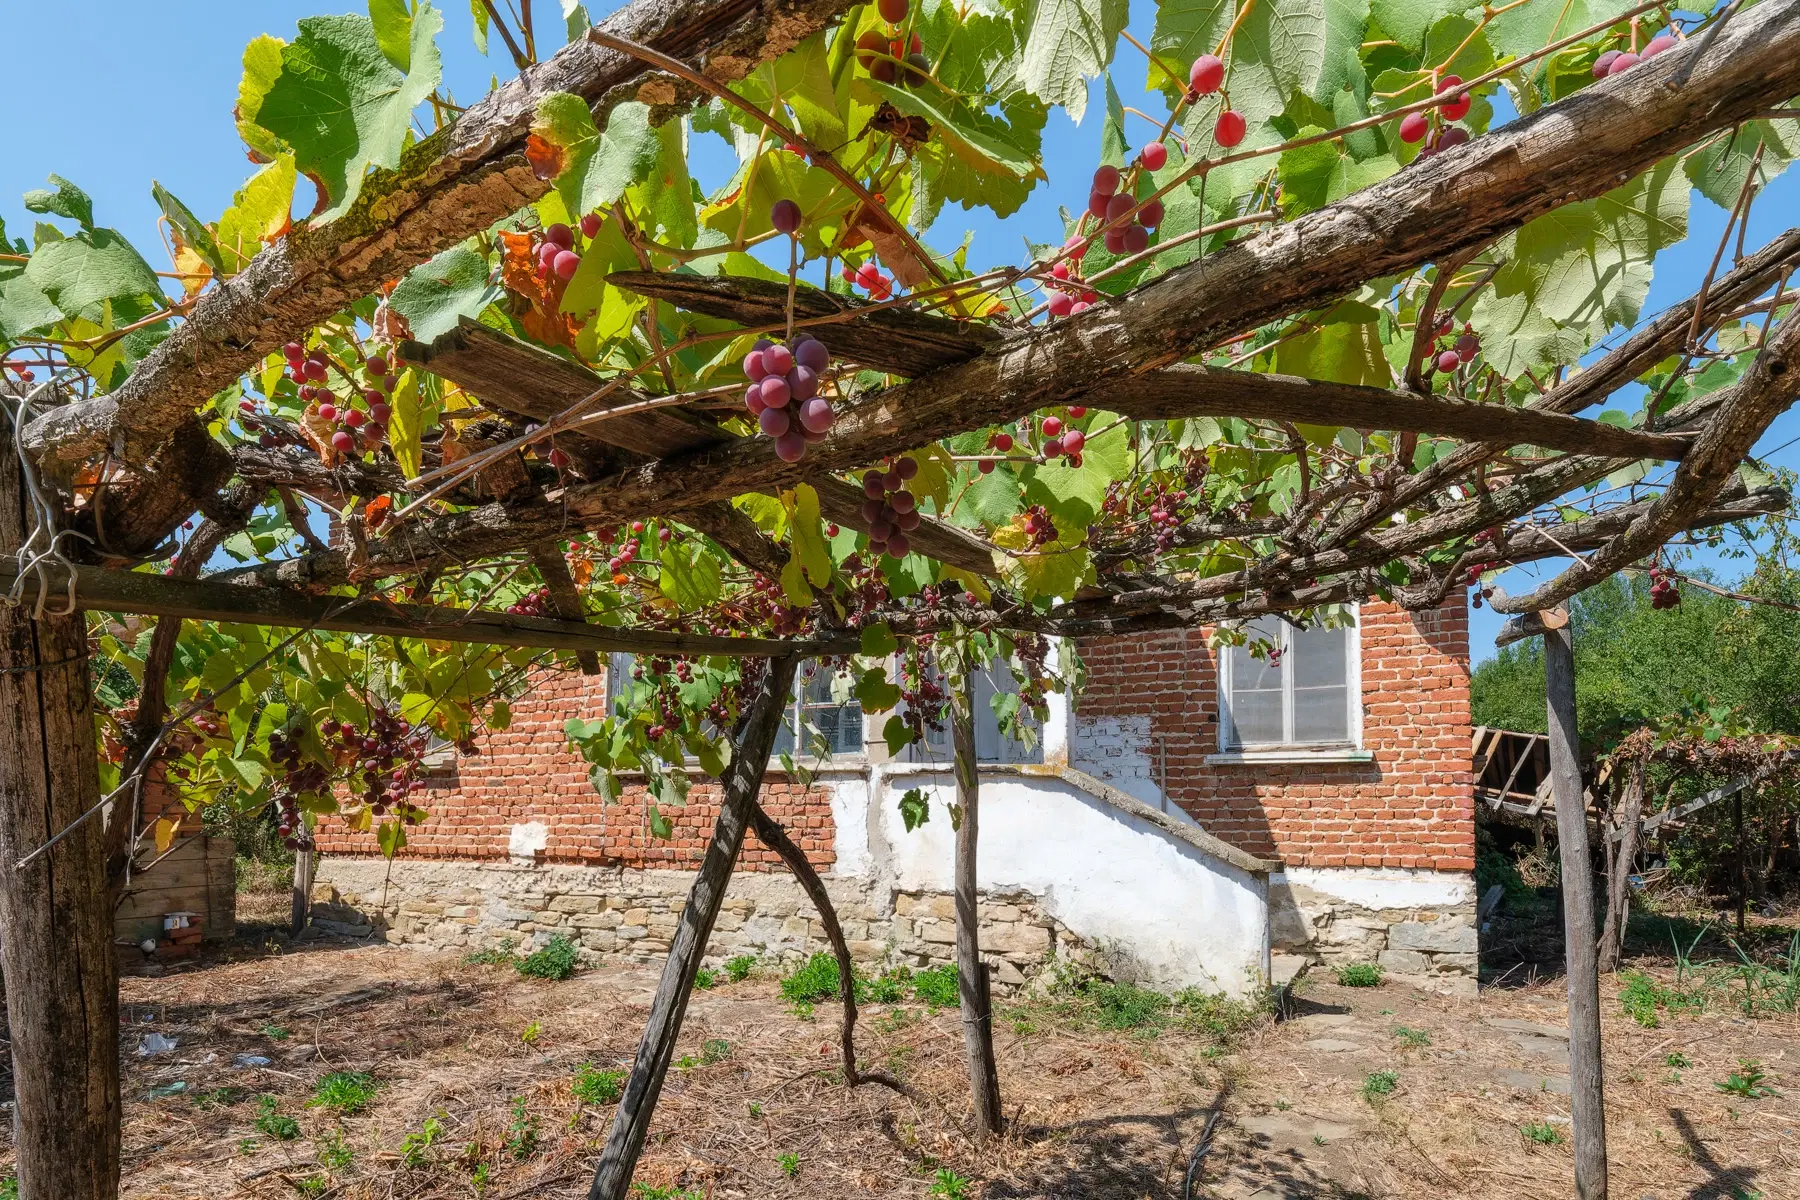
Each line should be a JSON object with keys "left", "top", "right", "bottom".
{"left": 21, "top": 0, "right": 860, "bottom": 475}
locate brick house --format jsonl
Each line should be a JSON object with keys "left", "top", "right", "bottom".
{"left": 311, "top": 599, "right": 1478, "bottom": 994}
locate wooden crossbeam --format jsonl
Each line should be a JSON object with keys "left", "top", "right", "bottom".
{"left": 4, "top": 562, "right": 842, "bottom": 658}
{"left": 1110, "top": 364, "right": 1695, "bottom": 460}
{"left": 400, "top": 319, "right": 1003, "bottom": 578}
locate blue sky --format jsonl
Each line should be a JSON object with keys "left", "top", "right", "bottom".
{"left": 6, "top": 1, "right": 1795, "bottom": 662}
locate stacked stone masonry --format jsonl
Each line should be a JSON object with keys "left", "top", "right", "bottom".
{"left": 310, "top": 859, "right": 1087, "bottom": 991}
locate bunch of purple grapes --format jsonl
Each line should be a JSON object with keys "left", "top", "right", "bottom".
{"left": 507, "top": 587, "right": 551, "bottom": 617}
{"left": 744, "top": 334, "right": 835, "bottom": 462}
{"left": 1648, "top": 565, "right": 1683, "bottom": 609}
{"left": 860, "top": 457, "right": 923, "bottom": 558}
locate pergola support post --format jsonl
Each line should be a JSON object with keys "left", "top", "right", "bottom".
{"left": 1543, "top": 605, "right": 1608, "bottom": 1199}
{"left": 0, "top": 422, "right": 120, "bottom": 1200}
{"left": 951, "top": 665, "right": 1004, "bottom": 1139}
{"left": 586, "top": 655, "right": 797, "bottom": 1200}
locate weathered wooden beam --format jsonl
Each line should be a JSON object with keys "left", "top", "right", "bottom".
{"left": 1112, "top": 364, "right": 1696, "bottom": 460}
{"left": 290, "top": 8, "right": 1800, "bottom": 587}
{"left": 23, "top": 0, "right": 860, "bottom": 474}
{"left": 0, "top": 561, "right": 846, "bottom": 658}
{"left": 529, "top": 544, "right": 602, "bottom": 674}
{"left": 607, "top": 271, "right": 1003, "bottom": 377}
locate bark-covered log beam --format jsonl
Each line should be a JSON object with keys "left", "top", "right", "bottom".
{"left": 402, "top": 318, "right": 1004, "bottom": 577}
{"left": 0, "top": 560, "right": 851, "bottom": 657}
{"left": 205, "top": 7, "right": 1800, "bottom": 592}
{"left": 1111, "top": 364, "right": 1695, "bottom": 460}
{"left": 21, "top": 0, "right": 860, "bottom": 475}
{"left": 607, "top": 271, "right": 1003, "bottom": 376}
{"left": 1496, "top": 309, "right": 1800, "bottom": 612}
{"left": 530, "top": 544, "right": 603, "bottom": 674}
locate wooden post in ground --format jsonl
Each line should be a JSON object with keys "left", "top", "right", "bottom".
{"left": 291, "top": 846, "right": 315, "bottom": 939}
{"left": 1543, "top": 605, "right": 1608, "bottom": 1199}
{"left": 587, "top": 656, "right": 796, "bottom": 1200}
{"left": 1598, "top": 760, "right": 1645, "bottom": 975}
{"left": 950, "top": 668, "right": 1004, "bottom": 1139}
{"left": 0, "top": 418, "right": 120, "bottom": 1200}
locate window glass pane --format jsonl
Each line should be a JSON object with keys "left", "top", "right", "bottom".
{"left": 1226, "top": 618, "right": 1285, "bottom": 746}
{"left": 1291, "top": 624, "right": 1348, "bottom": 689}
{"left": 1292, "top": 685, "right": 1350, "bottom": 742}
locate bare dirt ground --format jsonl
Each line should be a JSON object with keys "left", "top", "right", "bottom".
{"left": 3, "top": 916, "right": 1781, "bottom": 1200}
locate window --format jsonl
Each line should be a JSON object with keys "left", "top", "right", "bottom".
{"left": 1219, "top": 616, "right": 1358, "bottom": 750}
{"left": 908, "top": 661, "right": 1044, "bottom": 765}
{"left": 607, "top": 654, "right": 863, "bottom": 759}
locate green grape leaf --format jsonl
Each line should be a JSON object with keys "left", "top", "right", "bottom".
{"left": 632, "top": 116, "right": 697, "bottom": 249}
{"left": 236, "top": 35, "right": 289, "bottom": 162}
{"left": 1028, "top": 416, "right": 1130, "bottom": 525}
{"left": 469, "top": 0, "right": 489, "bottom": 53}
{"left": 376, "top": 819, "right": 409, "bottom": 858}
{"left": 779, "top": 556, "right": 815, "bottom": 606}
{"left": 659, "top": 541, "right": 724, "bottom": 608}
{"left": 860, "top": 623, "right": 899, "bottom": 657}
{"left": 387, "top": 367, "right": 425, "bottom": 476}
{"left": 533, "top": 94, "right": 663, "bottom": 221}
{"left": 1486, "top": 0, "right": 1609, "bottom": 65}
{"left": 22, "top": 229, "right": 162, "bottom": 320}
{"left": 786, "top": 483, "right": 833, "bottom": 587}
{"left": 1369, "top": 0, "right": 1457, "bottom": 52}
{"left": 1685, "top": 119, "right": 1800, "bottom": 211}
{"left": 150, "top": 182, "right": 225, "bottom": 274}
{"left": 870, "top": 81, "right": 1046, "bottom": 218}
{"left": 1228, "top": 0, "right": 1331, "bottom": 128}
{"left": 767, "top": 31, "right": 846, "bottom": 149}
{"left": 247, "top": 3, "right": 444, "bottom": 223}
{"left": 0, "top": 272, "right": 62, "bottom": 340}
{"left": 1421, "top": 14, "right": 1494, "bottom": 85}
{"left": 215, "top": 155, "right": 297, "bottom": 273}
{"left": 1019, "top": 0, "right": 1127, "bottom": 122}
{"left": 884, "top": 715, "right": 918, "bottom": 756}
{"left": 1274, "top": 306, "right": 1394, "bottom": 388}
{"left": 1277, "top": 131, "right": 1398, "bottom": 215}
{"left": 899, "top": 786, "right": 931, "bottom": 831}
{"left": 369, "top": 0, "right": 416, "bottom": 71}
{"left": 22, "top": 175, "right": 95, "bottom": 231}
{"left": 855, "top": 668, "right": 904, "bottom": 713}
{"left": 1149, "top": 0, "right": 1231, "bottom": 101}
{"left": 389, "top": 243, "right": 496, "bottom": 341}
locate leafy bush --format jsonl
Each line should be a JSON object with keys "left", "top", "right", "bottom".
{"left": 311, "top": 1071, "right": 379, "bottom": 1115}
{"left": 464, "top": 947, "right": 515, "bottom": 967}
{"left": 777, "top": 1152, "right": 800, "bottom": 1177}
{"left": 724, "top": 954, "right": 758, "bottom": 982}
{"left": 1476, "top": 827, "right": 1534, "bottom": 905}
{"left": 1334, "top": 962, "right": 1383, "bottom": 988}
{"left": 701, "top": 1038, "right": 732, "bottom": 1064}
{"left": 317, "top": 1130, "right": 355, "bottom": 1171}
{"left": 780, "top": 951, "right": 843, "bottom": 1003}
{"left": 254, "top": 1095, "right": 300, "bottom": 1140}
{"left": 1393, "top": 1026, "right": 1432, "bottom": 1049}
{"left": 1088, "top": 981, "right": 1171, "bottom": 1030}
{"left": 1716, "top": 1060, "right": 1779, "bottom": 1099}
{"left": 572, "top": 1063, "right": 626, "bottom": 1105}
{"left": 929, "top": 1169, "right": 972, "bottom": 1199}
{"left": 505, "top": 1097, "right": 537, "bottom": 1159}
{"left": 517, "top": 934, "right": 579, "bottom": 981}
{"left": 910, "top": 963, "right": 960, "bottom": 1009}
{"left": 1361, "top": 1070, "right": 1399, "bottom": 1101}
{"left": 693, "top": 967, "right": 717, "bottom": 989}
{"left": 400, "top": 1115, "right": 445, "bottom": 1167}
{"left": 1, "top": 1175, "right": 18, "bottom": 1200}
{"left": 859, "top": 965, "right": 912, "bottom": 1003}
{"left": 1521, "top": 1120, "right": 1564, "bottom": 1146}
{"left": 631, "top": 1185, "right": 703, "bottom": 1200}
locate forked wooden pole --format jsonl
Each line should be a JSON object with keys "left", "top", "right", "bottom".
{"left": 587, "top": 655, "right": 797, "bottom": 1200}
{"left": 1544, "top": 606, "right": 1608, "bottom": 1198}
{"left": 951, "top": 669, "right": 1004, "bottom": 1138}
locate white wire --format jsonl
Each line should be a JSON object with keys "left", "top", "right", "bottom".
{"left": 2, "top": 371, "right": 90, "bottom": 617}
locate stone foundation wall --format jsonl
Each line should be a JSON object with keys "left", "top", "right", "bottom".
{"left": 1268, "top": 866, "right": 1478, "bottom": 993}
{"left": 311, "top": 857, "right": 1086, "bottom": 990}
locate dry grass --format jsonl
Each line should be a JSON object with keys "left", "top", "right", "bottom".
{"left": 2, "top": 931, "right": 1795, "bottom": 1199}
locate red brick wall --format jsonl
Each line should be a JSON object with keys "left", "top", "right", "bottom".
{"left": 1077, "top": 600, "right": 1474, "bottom": 871}
{"left": 311, "top": 669, "right": 836, "bottom": 871}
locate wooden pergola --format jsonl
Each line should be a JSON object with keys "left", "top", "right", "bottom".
{"left": 3, "top": 2, "right": 1800, "bottom": 1198}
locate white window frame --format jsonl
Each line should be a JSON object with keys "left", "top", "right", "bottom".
{"left": 606, "top": 653, "right": 866, "bottom": 765}
{"left": 1207, "top": 612, "right": 1370, "bottom": 766}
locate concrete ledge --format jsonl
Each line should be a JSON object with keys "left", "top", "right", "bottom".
{"left": 1039, "top": 765, "right": 1278, "bottom": 876}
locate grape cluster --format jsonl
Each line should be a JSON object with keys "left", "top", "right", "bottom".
{"left": 268, "top": 729, "right": 332, "bottom": 851}
{"left": 746, "top": 334, "right": 835, "bottom": 462}
{"left": 1429, "top": 322, "right": 1481, "bottom": 376}
{"left": 1399, "top": 75, "right": 1474, "bottom": 159}
{"left": 860, "top": 456, "right": 923, "bottom": 558}
{"left": 1184, "top": 55, "right": 1246, "bottom": 148}
{"left": 628, "top": 654, "right": 734, "bottom": 739}
{"left": 1043, "top": 259, "right": 1100, "bottom": 319}
{"left": 533, "top": 218, "right": 598, "bottom": 282}
{"left": 285, "top": 342, "right": 396, "bottom": 457}
{"left": 1648, "top": 565, "right": 1683, "bottom": 609}
{"left": 1464, "top": 563, "right": 1498, "bottom": 608}
{"left": 506, "top": 587, "right": 551, "bottom": 617}
{"left": 1594, "top": 29, "right": 1679, "bottom": 78}
{"left": 1085, "top": 164, "right": 1164, "bottom": 259}
{"left": 1037, "top": 409, "right": 1088, "bottom": 466}
{"left": 855, "top": 0, "right": 928, "bottom": 86}
{"left": 1022, "top": 504, "right": 1057, "bottom": 547}
{"left": 895, "top": 651, "right": 947, "bottom": 743}
{"left": 841, "top": 258, "right": 896, "bottom": 300}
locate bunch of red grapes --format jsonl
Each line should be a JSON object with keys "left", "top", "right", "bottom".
{"left": 626, "top": 654, "right": 735, "bottom": 740}
{"left": 855, "top": 0, "right": 928, "bottom": 85}
{"left": 841, "top": 257, "right": 896, "bottom": 300}
{"left": 1086, "top": 164, "right": 1165, "bottom": 258}
{"left": 1647, "top": 564, "right": 1683, "bottom": 609}
{"left": 1399, "top": 75, "right": 1474, "bottom": 159}
{"left": 1594, "top": 29, "right": 1679, "bottom": 78}
{"left": 859, "top": 456, "right": 924, "bottom": 558}
{"left": 1022, "top": 504, "right": 1057, "bottom": 547}
{"left": 1429, "top": 321, "right": 1481, "bottom": 376}
{"left": 745, "top": 332, "right": 836, "bottom": 463}
{"left": 283, "top": 341, "right": 397, "bottom": 457}
{"left": 506, "top": 587, "right": 551, "bottom": 617}
{"left": 533, "top": 215, "right": 602, "bottom": 281}
{"left": 1186, "top": 54, "right": 1245, "bottom": 148}
{"left": 895, "top": 649, "right": 948, "bottom": 744}
{"left": 1037, "top": 409, "right": 1088, "bottom": 466}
